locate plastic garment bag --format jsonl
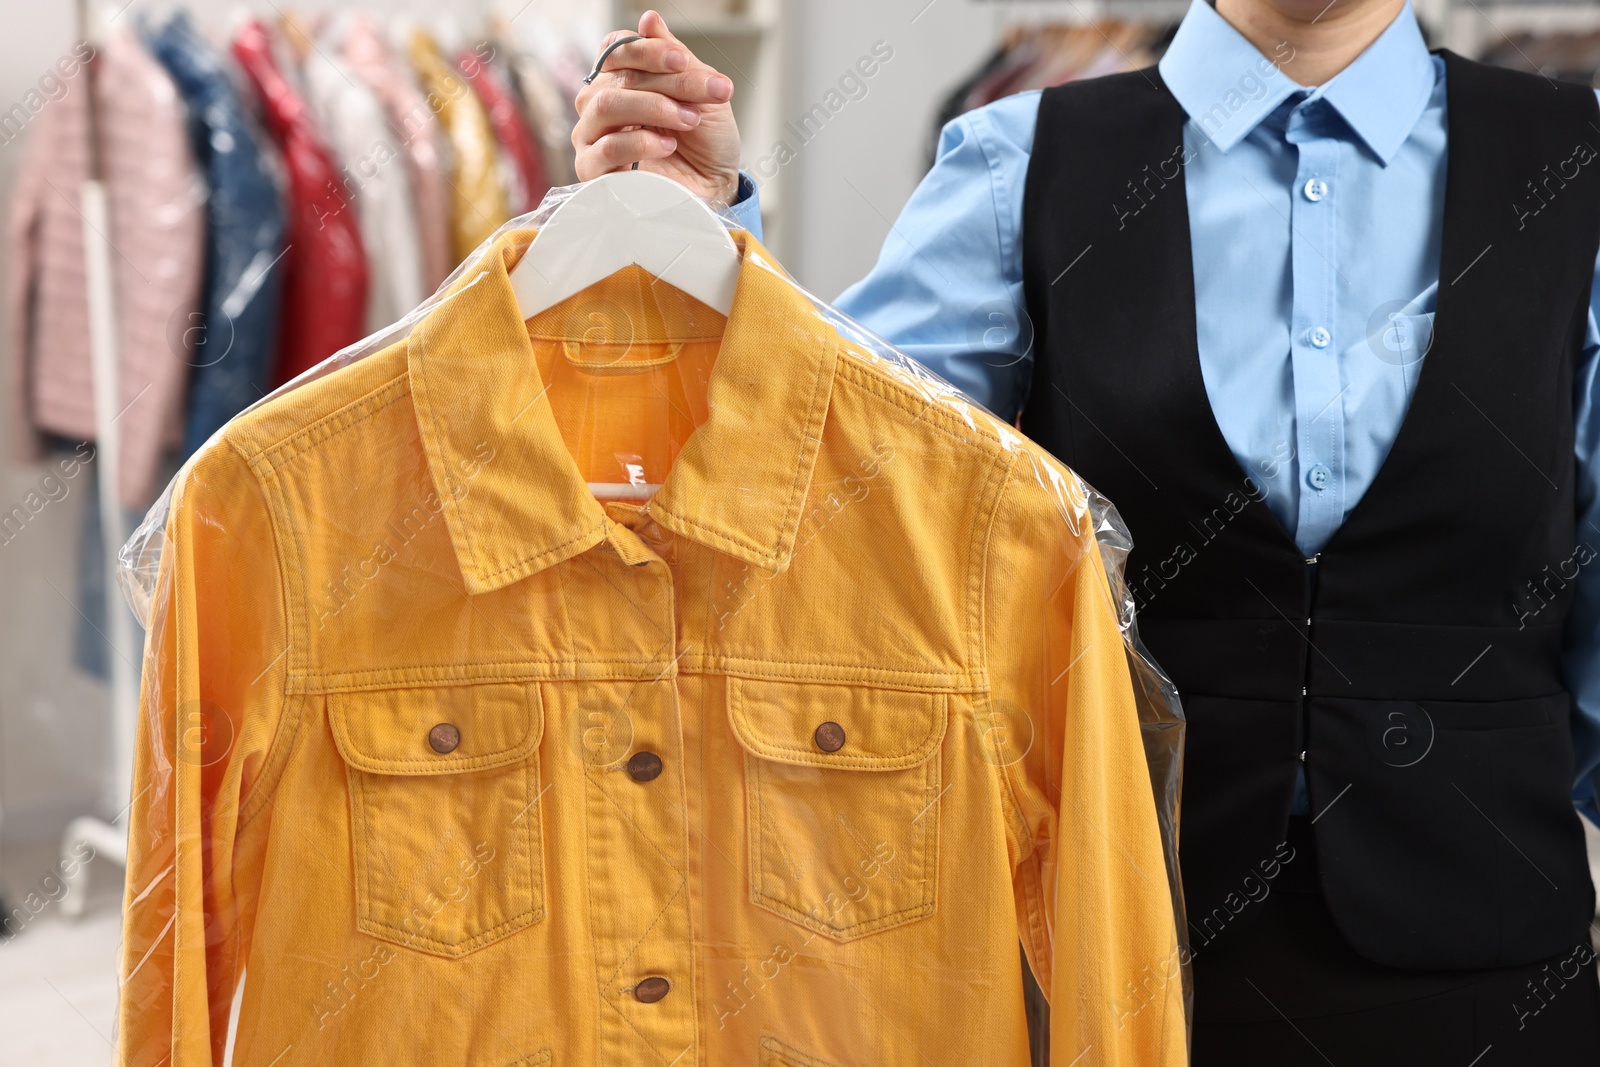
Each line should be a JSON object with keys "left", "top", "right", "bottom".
{"left": 231, "top": 17, "right": 369, "bottom": 386}
{"left": 115, "top": 184, "right": 1190, "bottom": 1067}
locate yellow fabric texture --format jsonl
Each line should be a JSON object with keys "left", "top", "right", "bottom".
{"left": 116, "top": 230, "right": 1186, "bottom": 1066}
{"left": 408, "top": 30, "right": 510, "bottom": 263}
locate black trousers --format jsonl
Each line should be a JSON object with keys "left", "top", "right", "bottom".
{"left": 1191, "top": 819, "right": 1600, "bottom": 1066}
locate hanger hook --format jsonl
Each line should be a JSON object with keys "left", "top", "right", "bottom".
{"left": 586, "top": 34, "right": 648, "bottom": 171}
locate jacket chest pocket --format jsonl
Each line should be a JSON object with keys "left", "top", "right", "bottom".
{"left": 729, "top": 677, "right": 947, "bottom": 942}
{"left": 328, "top": 681, "right": 546, "bottom": 958}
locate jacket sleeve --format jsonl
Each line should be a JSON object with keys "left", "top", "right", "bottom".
{"left": 984, "top": 453, "right": 1187, "bottom": 1066}
{"left": 117, "top": 441, "right": 292, "bottom": 1066}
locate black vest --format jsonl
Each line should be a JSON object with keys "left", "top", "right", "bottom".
{"left": 1021, "top": 51, "right": 1600, "bottom": 969}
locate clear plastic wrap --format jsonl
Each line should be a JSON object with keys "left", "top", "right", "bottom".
{"left": 115, "top": 185, "right": 1188, "bottom": 1066}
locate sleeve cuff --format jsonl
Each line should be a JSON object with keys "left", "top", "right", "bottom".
{"left": 728, "top": 171, "right": 764, "bottom": 243}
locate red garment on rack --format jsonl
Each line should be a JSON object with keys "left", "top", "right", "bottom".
{"left": 233, "top": 18, "right": 368, "bottom": 385}
{"left": 456, "top": 48, "right": 550, "bottom": 216}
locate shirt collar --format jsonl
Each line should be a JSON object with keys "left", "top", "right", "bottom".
{"left": 1313, "top": 2, "right": 1436, "bottom": 164}
{"left": 1158, "top": 0, "right": 1435, "bottom": 164}
{"left": 407, "top": 229, "right": 839, "bottom": 595}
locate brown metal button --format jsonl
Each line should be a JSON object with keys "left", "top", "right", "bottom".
{"left": 626, "top": 750, "right": 664, "bottom": 782}
{"left": 633, "top": 976, "right": 671, "bottom": 1003}
{"left": 814, "top": 721, "right": 846, "bottom": 753}
{"left": 428, "top": 723, "right": 461, "bottom": 754}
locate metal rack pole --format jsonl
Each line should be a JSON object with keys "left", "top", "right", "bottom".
{"left": 60, "top": 0, "right": 133, "bottom": 919}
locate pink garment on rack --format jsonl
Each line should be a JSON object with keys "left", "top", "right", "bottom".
{"left": 456, "top": 46, "right": 550, "bottom": 216}
{"left": 341, "top": 13, "right": 453, "bottom": 292}
{"left": 5, "top": 29, "right": 205, "bottom": 507}
{"left": 232, "top": 17, "right": 368, "bottom": 386}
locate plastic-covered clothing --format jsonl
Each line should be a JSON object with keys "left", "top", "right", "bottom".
{"left": 231, "top": 17, "right": 368, "bottom": 385}
{"left": 142, "top": 10, "right": 287, "bottom": 459}
{"left": 5, "top": 29, "right": 205, "bottom": 506}
{"left": 303, "top": 43, "right": 424, "bottom": 333}
{"left": 115, "top": 194, "right": 1188, "bottom": 1067}
{"left": 339, "top": 13, "right": 453, "bottom": 292}
{"left": 408, "top": 31, "right": 509, "bottom": 263}
{"left": 456, "top": 46, "right": 550, "bottom": 216}
{"left": 508, "top": 48, "right": 579, "bottom": 186}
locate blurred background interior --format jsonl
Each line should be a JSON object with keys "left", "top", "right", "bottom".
{"left": 5, "top": 0, "right": 1600, "bottom": 1062}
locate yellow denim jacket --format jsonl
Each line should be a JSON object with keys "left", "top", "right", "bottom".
{"left": 117, "top": 231, "right": 1186, "bottom": 1066}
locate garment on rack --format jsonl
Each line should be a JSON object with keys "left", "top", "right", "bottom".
{"left": 303, "top": 40, "right": 425, "bottom": 332}
{"left": 232, "top": 16, "right": 369, "bottom": 385}
{"left": 929, "top": 19, "right": 1174, "bottom": 168}
{"left": 1481, "top": 28, "right": 1600, "bottom": 85}
{"left": 4, "top": 28, "right": 205, "bottom": 507}
{"left": 115, "top": 225, "right": 1186, "bottom": 1067}
{"left": 409, "top": 30, "right": 510, "bottom": 263}
{"left": 340, "top": 13, "right": 454, "bottom": 292}
{"left": 927, "top": 42, "right": 1008, "bottom": 165}
{"left": 143, "top": 10, "right": 287, "bottom": 459}
{"left": 456, "top": 45, "right": 550, "bottom": 215}
{"left": 508, "top": 48, "right": 580, "bottom": 186}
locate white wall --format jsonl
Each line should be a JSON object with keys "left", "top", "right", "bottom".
{"left": 768, "top": 0, "right": 1001, "bottom": 299}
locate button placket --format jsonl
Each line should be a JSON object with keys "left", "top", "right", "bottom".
{"left": 582, "top": 559, "right": 697, "bottom": 1062}
{"left": 627, "top": 750, "right": 664, "bottom": 782}
{"left": 1286, "top": 107, "right": 1346, "bottom": 548}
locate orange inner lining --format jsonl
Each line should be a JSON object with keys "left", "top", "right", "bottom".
{"left": 523, "top": 265, "right": 725, "bottom": 500}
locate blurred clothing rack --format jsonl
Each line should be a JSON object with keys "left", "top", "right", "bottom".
{"left": 25, "top": 0, "right": 620, "bottom": 918}
{"left": 1437, "top": 1, "right": 1600, "bottom": 78}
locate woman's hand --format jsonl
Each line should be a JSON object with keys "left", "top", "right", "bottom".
{"left": 573, "top": 10, "right": 743, "bottom": 203}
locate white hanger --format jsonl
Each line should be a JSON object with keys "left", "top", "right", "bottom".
{"left": 509, "top": 169, "right": 741, "bottom": 320}
{"left": 508, "top": 170, "right": 742, "bottom": 501}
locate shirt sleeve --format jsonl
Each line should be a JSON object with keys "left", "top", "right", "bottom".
{"left": 1565, "top": 200, "right": 1600, "bottom": 824}
{"left": 833, "top": 91, "right": 1040, "bottom": 422}
{"left": 117, "top": 441, "right": 292, "bottom": 1067}
{"left": 728, "top": 171, "right": 764, "bottom": 241}
{"left": 984, "top": 454, "right": 1187, "bottom": 1065}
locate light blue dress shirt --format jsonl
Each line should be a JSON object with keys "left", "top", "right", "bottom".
{"left": 728, "top": 0, "right": 1600, "bottom": 815}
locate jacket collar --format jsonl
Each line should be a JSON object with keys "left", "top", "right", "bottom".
{"left": 407, "top": 229, "right": 839, "bottom": 595}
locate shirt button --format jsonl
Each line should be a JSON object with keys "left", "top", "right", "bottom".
{"left": 1308, "top": 326, "right": 1332, "bottom": 349}
{"left": 626, "top": 750, "right": 664, "bottom": 782}
{"left": 428, "top": 723, "right": 461, "bottom": 754}
{"left": 1307, "top": 464, "right": 1332, "bottom": 490}
{"left": 814, "top": 721, "right": 847, "bottom": 752}
{"left": 1303, "top": 177, "right": 1328, "bottom": 201}
{"left": 634, "top": 976, "right": 671, "bottom": 1003}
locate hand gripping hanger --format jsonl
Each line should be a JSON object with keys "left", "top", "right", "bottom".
{"left": 508, "top": 34, "right": 741, "bottom": 319}
{"left": 507, "top": 38, "right": 743, "bottom": 500}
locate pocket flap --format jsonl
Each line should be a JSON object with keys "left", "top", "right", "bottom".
{"left": 329, "top": 681, "right": 543, "bottom": 775}
{"left": 728, "top": 677, "right": 947, "bottom": 770}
